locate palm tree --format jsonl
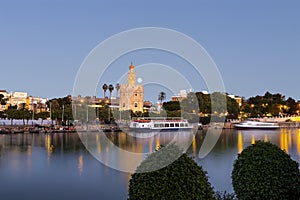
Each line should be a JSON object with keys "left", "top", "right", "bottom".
{"left": 158, "top": 92, "right": 166, "bottom": 104}
{"left": 0, "top": 94, "right": 7, "bottom": 105}
{"left": 102, "top": 84, "right": 108, "bottom": 98}
{"left": 115, "top": 83, "right": 120, "bottom": 98}
{"left": 108, "top": 84, "right": 114, "bottom": 100}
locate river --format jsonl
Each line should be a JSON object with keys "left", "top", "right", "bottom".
{"left": 0, "top": 128, "right": 299, "bottom": 200}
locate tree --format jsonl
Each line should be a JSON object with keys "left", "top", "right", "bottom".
{"left": 35, "top": 111, "right": 50, "bottom": 125}
{"left": 128, "top": 144, "right": 215, "bottom": 200}
{"left": 115, "top": 83, "right": 120, "bottom": 97}
{"left": 18, "top": 107, "right": 31, "bottom": 125}
{"left": 285, "top": 97, "right": 297, "bottom": 115}
{"left": 181, "top": 92, "right": 199, "bottom": 114}
{"left": 158, "top": 91, "right": 166, "bottom": 104}
{"left": 4, "top": 107, "right": 18, "bottom": 125}
{"left": 196, "top": 92, "right": 211, "bottom": 114}
{"left": 102, "top": 84, "right": 108, "bottom": 98}
{"left": 232, "top": 141, "right": 300, "bottom": 199}
{"left": 163, "top": 101, "right": 180, "bottom": 111}
{"left": 46, "top": 96, "right": 73, "bottom": 124}
{"left": 0, "top": 94, "right": 7, "bottom": 105}
{"left": 98, "top": 103, "right": 110, "bottom": 123}
{"left": 210, "top": 92, "right": 227, "bottom": 114}
{"left": 108, "top": 84, "right": 114, "bottom": 100}
{"left": 226, "top": 96, "right": 239, "bottom": 118}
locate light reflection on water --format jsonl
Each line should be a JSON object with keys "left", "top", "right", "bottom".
{"left": 0, "top": 129, "right": 299, "bottom": 199}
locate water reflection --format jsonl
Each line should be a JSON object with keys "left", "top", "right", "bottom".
{"left": 78, "top": 130, "right": 195, "bottom": 173}
{"left": 0, "top": 129, "right": 299, "bottom": 196}
{"left": 298, "top": 130, "right": 300, "bottom": 156}
{"left": 78, "top": 154, "right": 83, "bottom": 176}
{"left": 237, "top": 131, "right": 243, "bottom": 153}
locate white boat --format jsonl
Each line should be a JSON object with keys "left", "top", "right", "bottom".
{"left": 129, "top": 117, "right": 193, "bottom": 131}
{"left": 234, "top": 120, "right": 279, "bottom": 129}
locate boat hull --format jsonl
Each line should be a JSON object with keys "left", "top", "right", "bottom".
{"left": 234, "top": 120, "right": 279, "bottom": 130}
{"left": 129, "top": 127, "right": 193, "bottom": 132}
{"left": 234, "top": 125, "right": 279, "bottom": 130}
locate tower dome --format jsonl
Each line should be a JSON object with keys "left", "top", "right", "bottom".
{"left": 129, "top": 62, "right": 134, "bottom": 70}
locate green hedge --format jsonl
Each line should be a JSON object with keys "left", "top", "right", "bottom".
{"left": 128, "top": 144, "right": 215, "bottom": 200}
{"left": 232, "top": 141, "right": 300, "bottom": 199}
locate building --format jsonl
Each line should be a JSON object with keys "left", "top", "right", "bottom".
{"left": 0, "top": 90, "right": 48, "bottom": 113}
{"left": 119, "top": 63, "right": 144, "bottom": 113}
{"left": 171, "top": 90, "right": 188, "bottom": 102}
{"left": 228, "top": 94, "right": 242, "bottom": 107}
{"left": 0, "top": 90, "right": 8, "bottom": 98}
{"left": 8, "top": 92, "right": 28, "bottom": 108}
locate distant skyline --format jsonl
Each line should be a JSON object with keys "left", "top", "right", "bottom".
{"left": 1, "top": 1, "right": 299, "bottom": 102}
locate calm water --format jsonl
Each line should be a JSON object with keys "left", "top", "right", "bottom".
{"left": 0, "top": 129, "right": 299, "bottom": 200}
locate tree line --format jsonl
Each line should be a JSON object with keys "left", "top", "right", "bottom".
{"left": 0, "top": 91, "right": 299, "bottom": 125}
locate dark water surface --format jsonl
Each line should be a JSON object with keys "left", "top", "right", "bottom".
{"left": 0, "top": 129, "right": 299, "bottom": 200}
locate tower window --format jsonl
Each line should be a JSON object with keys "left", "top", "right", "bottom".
{"left": 134, "top": 103, "right": 137, "bottom": 107}
{"left": 123, "top": 103, "right": 125, "bottom": 107}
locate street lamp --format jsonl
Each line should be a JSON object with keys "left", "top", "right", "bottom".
{"left": 62, "top": 104, "right": 65, "bottom": 123}
{"left": 31, "top": 98, "right": 35, "bottom": 124}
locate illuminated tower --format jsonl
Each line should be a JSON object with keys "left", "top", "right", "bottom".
{"left": 128, "top": 63, "right": 136, "bottom": 85}
{"left": 119, "top": 63, "right": 144, "bottom": 113}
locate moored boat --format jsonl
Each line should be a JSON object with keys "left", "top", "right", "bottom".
{"left": 129, "top": 117, "right": 193, "bottom": 132}
{"left": 234, "top": 120, "right": 279, "bottom": 130}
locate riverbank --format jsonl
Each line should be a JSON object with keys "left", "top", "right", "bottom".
{"left": 0, "top": 123, "right": 122, "bottom": 134}
{"left": 0, "top": 124, "right": 75, "bottom": 134}
{"left": 1, "top": 121, "right": 300, "bottom": 134}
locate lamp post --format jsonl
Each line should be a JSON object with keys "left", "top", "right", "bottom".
{"left": 62, "top": 104, "right": 65, "bottom": 123}
{"left": 86, "top": 104, "right": 89, "bottom": 123}
{"left": 31, "top": 98, "right": 35, "bottom": 124}
{"left": 49, "top": 101, "right": 53, "bottom": 125}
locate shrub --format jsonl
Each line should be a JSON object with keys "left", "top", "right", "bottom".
{"left": 128, "top": 143, "right": 215, "bottom": 200}
{"left": 214, "top": 191, "right": 236, "bottom": 200}
{"left": 232, "top": 141, "right": 300, "bottom": 199}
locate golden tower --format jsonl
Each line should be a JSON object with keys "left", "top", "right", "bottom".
{"left": 128, "top": 63, "right": 136, "bottom": 85}
{"left": 119, "top": 63, "right": 144, "bottom": 112}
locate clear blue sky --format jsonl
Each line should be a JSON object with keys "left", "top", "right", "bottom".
{"left": 0, "top": 1, "right": 299, "bottom": 102}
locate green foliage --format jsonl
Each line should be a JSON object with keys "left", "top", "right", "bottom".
{"left": 0, "top": 94, "right": 7, "bottom": 105}
{"left": 35, "top": 111, "right": 50, "bottom": 120}
{"left": 241, "top": 91, "right": 299, "bottom": 117}
{"left": 4, "top": 107, "right": 18, "bottom": 125}
{"left": 158, "top": 91, "right": 166, "bottom": 103}
{"left": 232, "top": 141, "right": 300, "bottom": 200}
{"left": 128, "top": 144, "right": 215, "bottom": 200}
{"left": 166, "top": 110, "right": 181, "bottom": 118}
{"left": 47, "top": 96, "right": 73, "bottom": 122}
{"left": 163, "top": 92, "right": 238, "bottom": 119}
{"left": 214, "top": 191, "right": 236, "bottom": 200}
{"left": 226, "top": 96, "right": 239, "bottom": 116}
{"left": 163, "top": 101, "right": 180, "bottom": 111}
{"left": 0, "top": 111, "right": 5, "bottom": 118}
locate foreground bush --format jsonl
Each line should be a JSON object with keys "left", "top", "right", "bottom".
{"left": 214, "top": 191, "right": 236, "bottom": 200}
{"left": 232, "top": 141, "right": 300, "bottom": 199}
{"left": 128, "top": 144, "right": 215, "bottom": 200}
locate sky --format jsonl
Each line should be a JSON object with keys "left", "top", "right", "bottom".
{"left": 0, "top": 1, "right": 299, "bottom": 102}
